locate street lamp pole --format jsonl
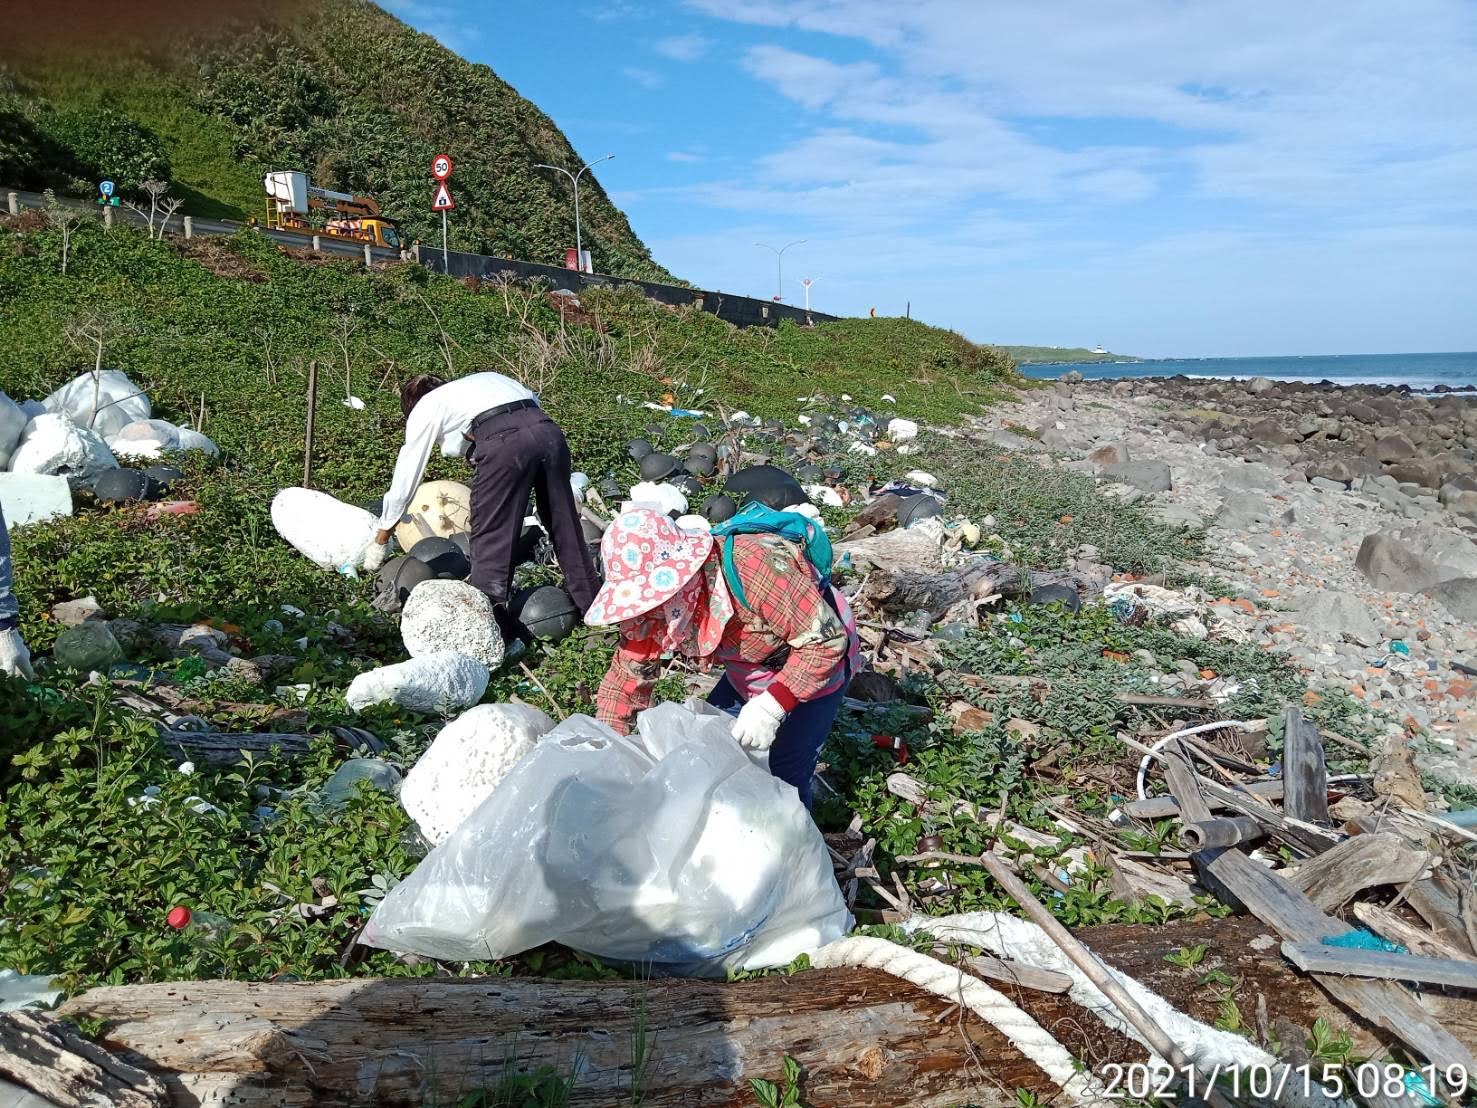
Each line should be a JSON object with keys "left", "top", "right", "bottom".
{"left": 800, "top": 276, "right": 817, "bottom": 312}
{"left": 755, "top": 239, "right": 806, "bottom": 301}
{"left": 535, "top": 154, "right": 614, "bottom": 272}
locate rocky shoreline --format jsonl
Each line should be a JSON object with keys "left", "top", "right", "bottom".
{"left": 980, "top": 374, "right": 1477, "bottom": 791}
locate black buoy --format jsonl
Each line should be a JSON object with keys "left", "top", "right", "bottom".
{"left": 144, "top": 465, "right": 184, "bottom": 494}
{"left": 897, "top": 493, "right": 945, "bottom": 529}
{"left": 599, "top": 475, "right": 624, "bottom": 500}
{"left": 450, "top": 532, "right": 472, "bottom": 558}
{"left": 380, "top": 556, "right": 435, "bottom": 607}
{"left": 690, "top": 423, "right": 711, "bottom": 441}
{"left": 511, "top": 585, "right": 582, "bottom": 643}
{"left": 409, "top": 536, "right": 471, "bottom": 579}
{"left": 1029, "top": 584, "right": 1081, "bottom": 614}
{"left": 701, "top": 493, "right": 738, "bottom": 524}
{"left": 639, "top": 452, "right": 681, "bottom": 481}
{"left": 627, "top": 438, "right": 653, "bottom": 462}
{"left": 684, "top": 443, "right": 717, "bottom": 477}
{"left": 725, "top": 465, "right": 805, "bottom": 511}
{"left": 671, "top": 474, "right": 704, "bottom": 498}
{"left": 796, "top": 463, "right": 824, "bottom": 482}
{"left": 93, "top": 468, "right": 155, "bottom": 504}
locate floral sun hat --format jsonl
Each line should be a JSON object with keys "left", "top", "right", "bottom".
{"left": 584, "top": 508, "right": 716, "bottom": 626}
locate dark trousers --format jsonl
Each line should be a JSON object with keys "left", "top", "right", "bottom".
{"left": 467, "top": 407, "right": 601, "bottom": 612}
{"left": 708, "top": 675, "right": 846, "bottom": 811}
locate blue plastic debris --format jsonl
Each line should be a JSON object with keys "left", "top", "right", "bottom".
{"left": 1321, "top": 928, "right": 1406, "bottom": 955}
{"left": 1008, "top": 612, "right": 1024, "bottom": 624}
{"left": 1402, "top": 1069, "right": 1442, "bottom": 1107}
{"left": 1267, "top": 761, "right": 1282, "bottom": 778}
{"left": 1389, "top": 640, "right": 1410, "bottom": 656}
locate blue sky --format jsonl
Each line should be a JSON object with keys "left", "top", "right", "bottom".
{"left": 386, "top": 0, "right": 1477, "bottom": 358}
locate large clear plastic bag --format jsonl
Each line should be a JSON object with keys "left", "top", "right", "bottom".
{"left": 361, "top": 700, "right": 851, "bottom": 975}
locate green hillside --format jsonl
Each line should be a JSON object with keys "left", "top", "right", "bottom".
{"left": 996, "top": 345, "right": 1134, "bottom": 364}
{"left": 0, "top": 0, "right": 670, "bottom": 280}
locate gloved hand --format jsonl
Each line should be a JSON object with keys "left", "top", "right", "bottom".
{"left": 362, "top": 539, "right": 389, "bottom": 573}
{"left": 0, "top": 627, "right": 35, "bottom": 680}
{"left": 732, "top": 691, "right": 786, "bottom": 751}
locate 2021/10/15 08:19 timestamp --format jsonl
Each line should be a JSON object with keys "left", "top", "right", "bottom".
{"left": 1099, "top": 1061, "right": 1470, "bottom": 1100}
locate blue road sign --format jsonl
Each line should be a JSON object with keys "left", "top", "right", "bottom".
{"left": 99, "top": 180, "right": 114, "bottom": 197}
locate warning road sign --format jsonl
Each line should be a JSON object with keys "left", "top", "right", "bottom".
{"left": 431, "top": 182, "right": 455, "bottom": 211}
{"left": 431, "top": 154, "right": 454, "bottom": 180}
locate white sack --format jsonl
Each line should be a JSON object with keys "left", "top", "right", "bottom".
{"left": 44, "top": 370, "right": 150, "bottom": 440}
{"left": 887, "top": 417, "right": 919, "bottom": 443}
{"left": 0, "top": 392, "right": 26, "bottom": 469}
{"left": 400, "top": 703, "right": 557, "bottom": 845}
{"left": 270, "top": 487, "right": 378, "bottom": 571}
{"left": 345, "top": 651, "right": 490, "bottom": 715}
{"left": 400, "top": 580, "right": 504, "bottom": 669}
{"left": 626, "top": 481, "right": 688, "bottom": 516}
{"left": 9, "top": 414, "right": 117, "bottom": 485}
{"left": 361, "top": 700, "right": 851, "bottom": 974}
{"left": 803, "top": 483, "right": 844, "bottom": 508}
{"left": 107, "top": 419, "right": 181, "bottom": 461}
{"left": 175, "top": 426, "right": 219, "bottom": 456}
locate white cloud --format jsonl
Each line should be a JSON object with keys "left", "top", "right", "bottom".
{"left": 666, "top": 151, "right": 706, "bottom": 163}
{"left": 623, "top": 66, "right": 666, "bottom": 90}
{"left": 654, "top": 34, "right": 713, "bottom": 61}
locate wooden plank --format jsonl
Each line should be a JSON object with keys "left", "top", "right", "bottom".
{"left": 1282, "top": 705, "right": 1330, "bottom": 824}
{"left": 961, "top": 954, "right": 1075, "bottom": 995}
{"left": 1199, "top": 776, "right": 1343, "bottom": 856}
{"left": 0, "top": 1011, "right": 167, "bottom": 1108}
{"left": 1407, "top": 873, "right": 1477, "bottom": 958}
{"left": 1352, "top": 904, "right": 1477, "bottom": 962}
{"left": 1200, "top": 845, "right": 1477, "bottom": 1073}
{"left": 1280, "top": 942, "right": 1477, "bottom": 990}
{"left": 1125, "top": 774, "right": 1367, "bottom": 818}
{"left": 1286, "top": 832, "right": 1432, "bottom": 911}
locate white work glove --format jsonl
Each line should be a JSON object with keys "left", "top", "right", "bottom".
{"left": 731, "top": 691, "right": 786, "bottom": 751}
{"left": 0, "top": 628, "right": 35, "bottom": 680}
{"left": 362, "top": 540, "right": 389, "bottom": 572}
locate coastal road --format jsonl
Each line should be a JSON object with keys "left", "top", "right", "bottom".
{"left": 4, "top": 187, "right": 405, "bottom": 264}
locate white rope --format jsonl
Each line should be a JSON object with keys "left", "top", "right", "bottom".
{"left": 1134, "top": 720, "right": 1252, "bottom": 801}
{"left": 809, "top": 936, "right": 1110, "bottom": 1105}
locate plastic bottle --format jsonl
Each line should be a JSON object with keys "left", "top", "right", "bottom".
{"left": 166, "top": 906, "right": 232, "bottom": 947}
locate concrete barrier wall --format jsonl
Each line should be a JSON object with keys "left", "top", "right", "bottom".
{"left": 417, "top": 247, "right": 839, "bottom": 330}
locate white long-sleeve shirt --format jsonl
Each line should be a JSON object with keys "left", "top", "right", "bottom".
{"left": 378, "top": 373, "right": 538, "bottom": 530}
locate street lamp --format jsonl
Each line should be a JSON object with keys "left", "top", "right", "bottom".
{"left": 756, "top": 239, "right": 806, "bottom": 301}
{"left": 535, "top": 154, "right": 614, "bottom": 273}
{"left": 799, "top": 276, "right": 817, "bottom": 312}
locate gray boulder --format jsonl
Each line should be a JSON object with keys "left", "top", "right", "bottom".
{"left": 1386, "top": 460, "right": 1442, "bottom": 489}
{"left": 1087, "top": 443, "right": 1130, "bottom": 467}
{"left": 1423, "top": 578, "right": 1477, "bottom": 621}
{"left": 1294, "top": 590, "right": 1383, "bottom": 647}
{"left": 1102, "top": 460, "right": 1172, "bottom": 493}
{"left": 1355, "top": 526, "right": 1477, "bottom": 593}
{"left": 1367, "top": 433, "right": 1416, "bottom": 463}
{"left": 1246, "top": 377, "right": 1276, "bottom": 395}
{"left": 1059, "top": 370, "right": 1085, "bottom": 385}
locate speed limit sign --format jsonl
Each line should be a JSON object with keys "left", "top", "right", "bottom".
{"left": 431, "top": 154, "right": 454, "bottom": 180}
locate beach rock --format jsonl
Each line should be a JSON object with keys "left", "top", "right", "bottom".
{"left": 1309, "top": 476, "right": 1347, "bottom": 493}
{"left": 1346, "top": 401, "right": 1379, "bottom": 425}
{"left": 1385, "top": 460, "right": 1442, "bottom": 489}
{"left": 1367, "top": 433, "right": 1416, "bottom": 464}
{"left": 1059, "top": 370, "right": 1085, "bottom": 385}
{"left": 1101, "top": 460, "right": 1171, "bottom": 493}
{"left": 1445, "top": 491, "right": 1477, "bottom": 521}
{"left": 1439, "top": 477, "right": 1477, "bottom": 506}
{"left": 1294, "top": 590, "right": 1382, "bottom": 647}
{"left": 1248, "top": 418, "right": 1297, "bottom": 446}
{"left": 1355, "top": 526, "right": 1477, "bottom": 593}
{"left": 1304, "top": 456, "right": 1371, "bottom": 486}
{"left": 1246, "top": 377, "right": 1276, "bottom": 396}
{"left": 1087, "top": 443, "right": 1130, "bottom": 467}
{"left": 1422, "top": 578, "right": 1477, "bottom": 622}
{"left": 51, "top": 596, "right": 106, "bottom": 626}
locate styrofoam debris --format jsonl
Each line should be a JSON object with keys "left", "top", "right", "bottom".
{"left": 346, "top": 651, "right": 490, "bottom": 714}
{"left": 780, "top": 502, "right": 822, "bottom": 520}
{"left": 343, "top": 396, "right": 366, "bottom": 410}
{"left": 401, "top": 580, "right": 505, "bottom": 669}
{"left": 44, "top": 370, "right": 150, "bottom": 439}
{"left": 627, "top": 481, "right": 688, "bottom": 516}
{"left": 848, "top": 441, "right": 877, "bottom": 456}
{"left": 887, "top": 417, "right": 919, "bottom": 443}
{"left": 0, "top": 392, "right": 25, "bottom": 469}
{"left": 0, "top": 474, "right": 72, "bottom": 527}
{"left": 9, "top": 414, "right": 117, "bottom": 485}
{"left": 271, "top": 487, "right": 378, "bottom": 571}
{"left": 803, "top": 483, "right": 844, "bottom": 508}
{"left": 570, "top": 472, "right": 589, "bottom": 502}
{"left": 797, "top": 414, "right": 813, "bottom": 425}
{"left": 174, "top": 426, "right": 219, "bottom": 456}
{"left": 401, "top": 703, "right": 557, "bottom": 844}
{"left": 107, "top": 419, "right": 181, "bottom": 460}
{"left": 881, "top": 393, "right": 896, "bottom": 403}
{"left": 674, "top": 513, "right": 712, "bottom": 531}
{"left": 904, "top": 470, "right": 940, "bottom": 488}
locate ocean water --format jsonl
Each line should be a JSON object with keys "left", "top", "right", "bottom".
{"left": 1020, "top": 351, "right": 1477, "bottom": 392}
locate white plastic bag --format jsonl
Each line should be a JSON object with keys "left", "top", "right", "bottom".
{"left": 270, "top": 487, "right": 378, "bottom": 571}
{"left": 361, "top": 700, "right": 851, "bottom": 975}
{"left": 43, "top": 370, "right": 151, "bottom": 440}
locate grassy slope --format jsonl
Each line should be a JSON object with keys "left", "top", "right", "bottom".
{"left": 997, "top": 345, "right": 1133, "bottom": 364}
{"left": 1, "top": 0, "right": 670, "bottom": 279}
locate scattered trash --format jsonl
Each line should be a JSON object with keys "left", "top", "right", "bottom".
{"left": 363, "top": 700, "right": 851, "bottom": 974}
{"left": 165, "top": 906, "right": 234, "bottom": 949}
{"left": 53, "top": 622, "right": 124, "bottom": 671}
{"left": 1320, "top": 928, "right": 1406, "bottom": 955}
{"left": 0, "top": 968, "right": 63, "bottom": 1013}
{"left": 9, "top": 413, "right": 118, "bottom": 486}
{"left": 0, "top": 472, "right": 72, "bottom": 526}
{"left": 345, "top": 651, "right": 490, "bottom": 714}
{"left": 322, "top": 758, "right": 403, "bottom": 809}
{"left": 400, "top": 703, "right": 556, "bottom": 845}
{"left": 44, "top": 369, "right": 150, "bottom": 439}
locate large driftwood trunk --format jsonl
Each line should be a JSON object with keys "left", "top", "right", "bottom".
{"left": 50, "top": 917, "right": 1438, "bottom": 1108}
{"left": 0, "top": 1010, "right": 167, "bottom": 1107}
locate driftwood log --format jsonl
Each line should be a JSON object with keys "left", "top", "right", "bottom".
{"left": 0, "top": 1010, "right": 167, "bottom": 1107}
{"left": 861, "top": 562, "right": 1097, "bottom": 619}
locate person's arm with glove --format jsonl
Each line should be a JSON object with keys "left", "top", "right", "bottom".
{"left": 728, "top": 537, "right": 849, "bottom": 751}
{"left": 0, "top": 505, "right": 34, "bottom": 680}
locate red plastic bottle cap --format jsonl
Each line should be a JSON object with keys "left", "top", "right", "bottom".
{"left": 166, "top": 906, "right": 192, "bottom": 930}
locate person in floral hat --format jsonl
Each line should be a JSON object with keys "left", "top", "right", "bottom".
{"left": 586, "top": 507, "right": 859, "bottom": 810}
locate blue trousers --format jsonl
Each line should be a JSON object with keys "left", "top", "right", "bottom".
{"left": 709, "top": 675, "right": 845, "bottom": 811}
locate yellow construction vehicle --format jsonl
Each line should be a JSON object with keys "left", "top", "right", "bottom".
{"left": 263, "top": 171, "right": 404, "bottom": 249}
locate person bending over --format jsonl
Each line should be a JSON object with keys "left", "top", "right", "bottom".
{"left": 365, "top": 373, "right": 601, "bottom": 628}
{"left": 585, "top": 507, "right": 859, "bottom": 811}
